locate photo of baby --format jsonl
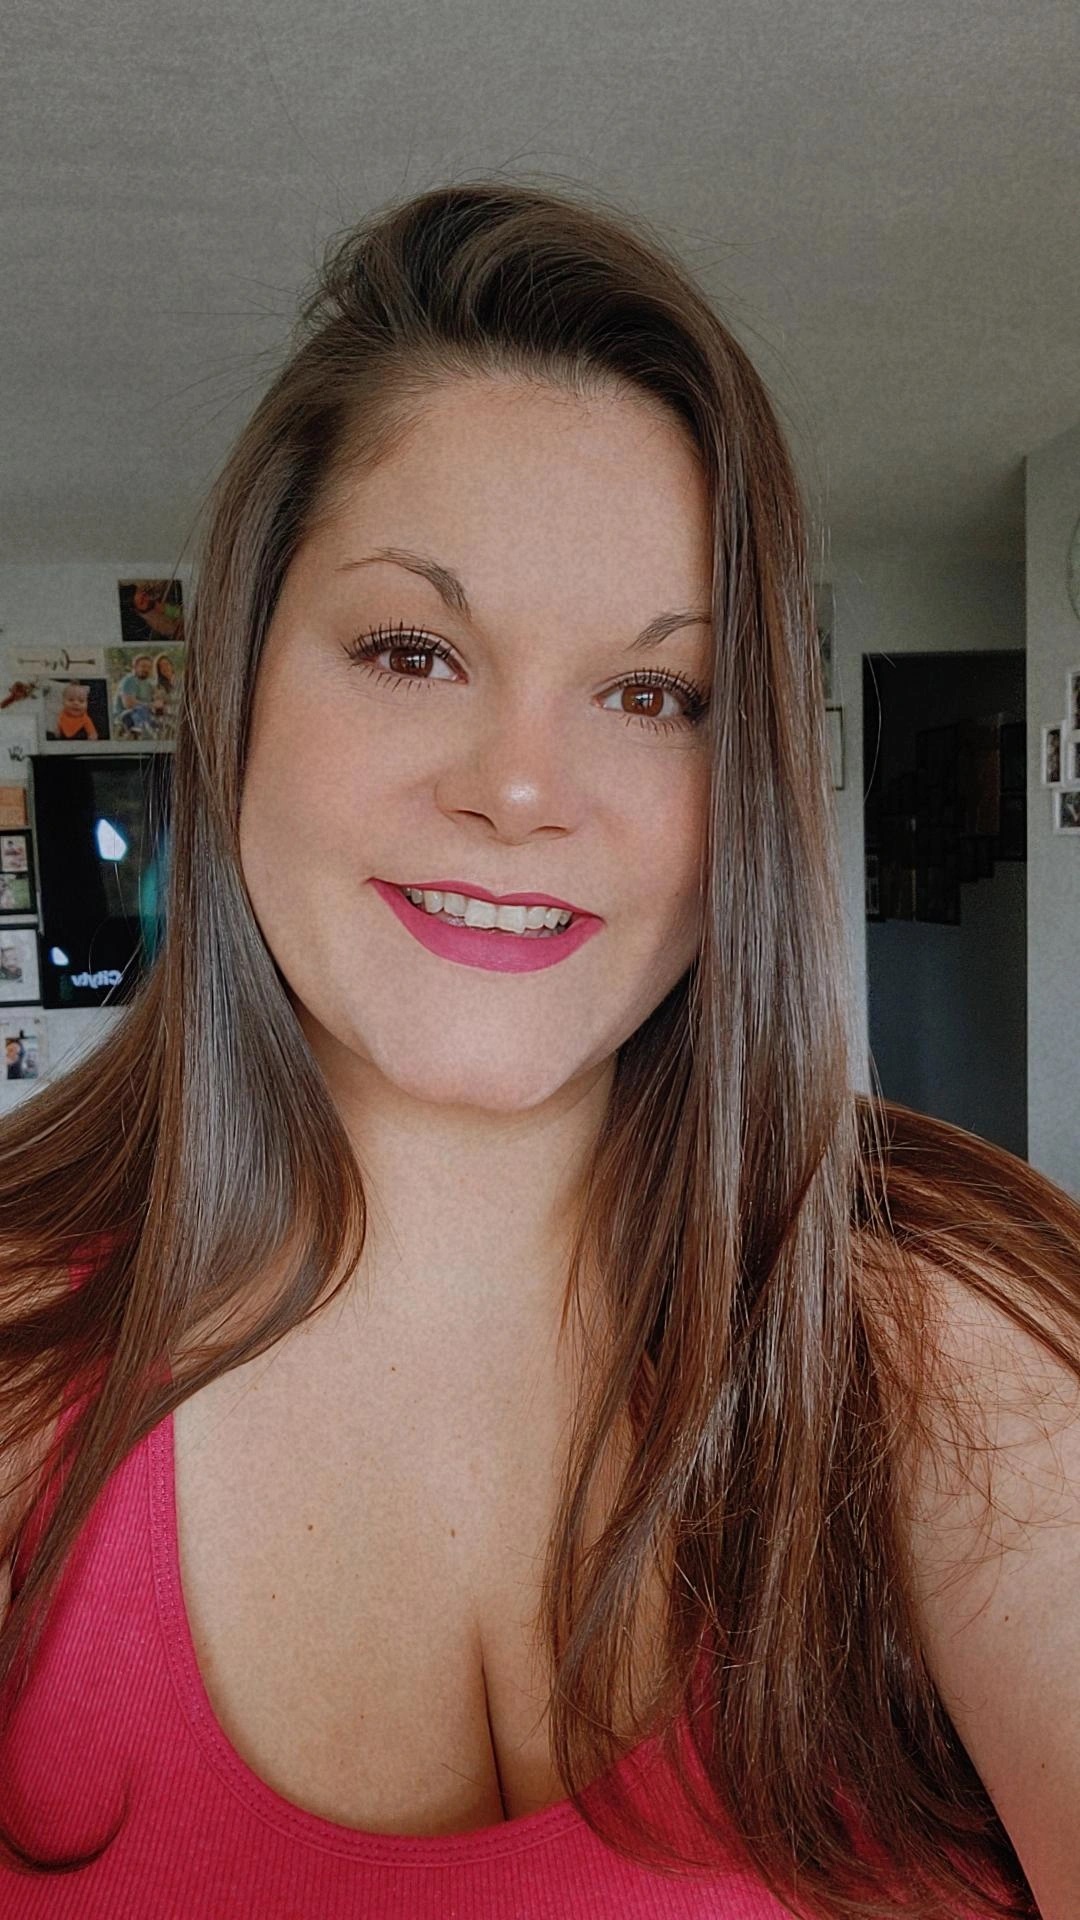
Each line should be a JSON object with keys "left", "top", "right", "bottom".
{"left": 43, "top": 677, "right": 110, "bottom": 743}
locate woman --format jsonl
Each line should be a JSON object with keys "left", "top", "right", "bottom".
{"left": 0, "top": 181, "right": 1077, "bottom": 1918}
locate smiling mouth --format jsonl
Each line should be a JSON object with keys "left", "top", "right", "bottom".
{"left": 395, "top": 885, "right": 576, "bottom": 937}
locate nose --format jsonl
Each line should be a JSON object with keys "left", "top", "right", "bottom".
{"left": 434, "top": 689, "right": 586, "bottom": 843}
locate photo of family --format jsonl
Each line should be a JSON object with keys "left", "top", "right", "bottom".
{"left": 105, "top": 644, "right": 185, "bottom": 743}
{"left": 117, "top": 579, "right": 184, "bottom": 648}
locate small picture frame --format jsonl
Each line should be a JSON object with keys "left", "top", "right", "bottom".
{"left": 1042, "top": 723, "right": 1063, "bottom": 786}
{"left": 1065, "top": 732, "right": 1080, "bottom": 785}
{"left": 0, "top": 787, "right": 28, "bottom": 829}
{"left": 826, "top": 705, "right": 845, "bottom": 790}
{"left": 117, "top": 579, "right": 184, "bottom": 648}
{"left": 0, "top": 831, "right": 31, "bottom": 876}
{"left": 105, "top": 644, "right": 185, "bottom": 744}
{"left": 1, "top": 1015, "right": 47, "bottom": 1082}
{"left": 0, "top": 859, "right": 36, "bottom": 917}
{"left": 1067, "top": 666, "right": 1080, "bottom": 736}
{"left": 0, "top": 927, "right": 41, "bottom": 1004}
{"left": 1054, "top": 788, "right": 1080, "bottom": 833}
{"left": 43, "top": 676, "right": 110, "bottom": 745}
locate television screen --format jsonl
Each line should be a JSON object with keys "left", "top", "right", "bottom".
{"left": 30, "top": 753, "right": 172, "bottom": 1009}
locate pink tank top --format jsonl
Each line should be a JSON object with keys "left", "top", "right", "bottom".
{"left": 0, "top": 1254, "right": 993, "bottom": 1917}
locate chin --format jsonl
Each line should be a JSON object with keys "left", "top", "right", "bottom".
{"left": 375, "top": 1052, "right": 579, "bottom": 1116}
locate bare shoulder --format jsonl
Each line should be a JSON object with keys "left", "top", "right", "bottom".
{"left": 896, "top": 1255, "right": 1080, "bottom": 1919}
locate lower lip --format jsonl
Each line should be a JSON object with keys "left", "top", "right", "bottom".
{"left": 370, "top": 880, "right": 603, "bottom": 974}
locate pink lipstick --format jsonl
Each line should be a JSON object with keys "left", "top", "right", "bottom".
{"left": 370, "top": 879, "right": 604, "bottom": 975}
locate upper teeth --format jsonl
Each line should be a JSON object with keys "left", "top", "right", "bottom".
{"left": 401, "top": 888, "right": 573, "bottom": 933}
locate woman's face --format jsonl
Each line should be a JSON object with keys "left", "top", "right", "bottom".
{"left": 239, "top": 374, "right": 714, "bottom": 1115}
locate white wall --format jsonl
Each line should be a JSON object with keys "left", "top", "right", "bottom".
{"left": 825, "top": 545, "right": 1026, "bottom": 1094}
{"left": 1025, "top": 423, "right": 1080, "bottom": 1197}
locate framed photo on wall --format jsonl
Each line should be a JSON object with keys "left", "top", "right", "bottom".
{"left": 0, "top": 861, "right": 36, "bottom": 917}
{"left": 1, "top": 1014, "right": 47, "bottom": 1081}
{"left": 0, "top": 832, "right": 29, "bottom": 872}
{"left": 0, "top": 788, "right": 28, "bottom": 830}
{"left": 0, "top": 927, "right": 41, "bottom": 1005}
{"left": 1054, "top": 788, "right": 1080, "bottom": 833}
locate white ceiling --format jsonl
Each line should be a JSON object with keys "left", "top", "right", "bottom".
{"left": 3, "top": 0, "right": 1077, "bottom": 564}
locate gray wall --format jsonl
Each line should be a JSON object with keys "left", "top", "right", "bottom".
{"left": 1025, "top": 423, "right": 1080, "bottom": 1197}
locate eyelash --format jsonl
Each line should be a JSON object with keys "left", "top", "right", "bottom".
{"left": 341, "top": 622, "right": 710, "bottom": 734}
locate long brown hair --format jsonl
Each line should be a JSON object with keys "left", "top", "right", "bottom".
{"left": 1, "top": 178, "right": 1077, "bottom": 1916}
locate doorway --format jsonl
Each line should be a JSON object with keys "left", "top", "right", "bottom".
{"left": 862, "top": 650, "right": 1027, "bottom": 1158}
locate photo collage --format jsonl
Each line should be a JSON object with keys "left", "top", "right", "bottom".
{"left": 40, "top": 580, "right": 185, "bottom": 746}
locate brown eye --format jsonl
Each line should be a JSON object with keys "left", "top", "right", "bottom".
{"left": 342, "top": 627, "right": 709, "bottom": 735}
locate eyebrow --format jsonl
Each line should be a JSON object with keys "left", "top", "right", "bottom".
{"left": 335, "top": 547, "right": 711, "bottom": 652}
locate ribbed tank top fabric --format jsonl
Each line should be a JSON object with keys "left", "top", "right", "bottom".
{"left": 0, "top": 1249, "right": 996, "bottom": 1919}
{"left": 0, "top": 1254, "right": 800, "bottom": 1918}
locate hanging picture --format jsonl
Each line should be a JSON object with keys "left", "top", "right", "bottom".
{"left": 2, "top": 1015, "right": 47, "bottom": 1082}
{"left": 0, "top": 849, "right": 36, "bottom": 916}
{"left": 0, "top": 787, "right": 28, "bottom": 829}
{"left": 1054, "top": 789, "right": 1080, "bottom": 833}
{"left": 43, "top": 677, "right": 110, "bottom": 743}
{"left": 0, "top": 927, "right": 41, "bottom": 1004}
{"left": 117, "top": 579, "right": 184, "bottom": 648}
{"left": 1042, "top": 724, "right": 1062, "bottom": 786}
{"left": 105, "top": 644, "right": 185, "bottom": 743}
{"left": 0, "top": 832, "right": 30, "bottom": 875}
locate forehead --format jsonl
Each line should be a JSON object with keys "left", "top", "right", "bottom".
{"left": 307, "top": 375, "right": 712, "bottom": 618}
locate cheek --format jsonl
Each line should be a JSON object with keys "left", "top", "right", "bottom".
{"left": 629, "top": 763, "right": 708, "bottom": 907}
{"left": 238, "top": 694, "right": 416, "bottom": 966}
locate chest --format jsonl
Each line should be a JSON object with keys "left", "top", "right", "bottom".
{"left": 170, "top": 1312, "right": 634, "bottom": 1837}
